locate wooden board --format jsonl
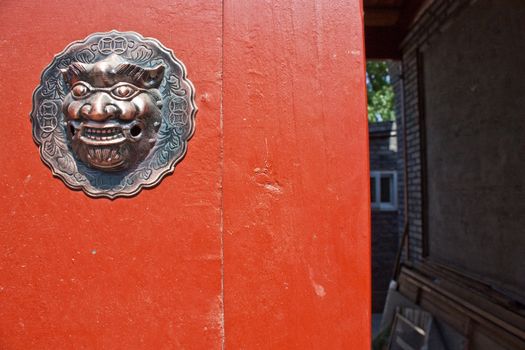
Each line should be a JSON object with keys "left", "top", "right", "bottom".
{"left": 0, "top": 0, "right": 370, "bottom": 348}
{"left": 223, "top": 0, "right": 370, "bottom": 348}
{"left": 0, "top": 1, "right": 223, "bottom": 348}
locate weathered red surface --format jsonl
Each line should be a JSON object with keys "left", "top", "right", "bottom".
{"left": 0, "top": 1, "right": 223, "bottom": 348}
{"left": 223, "top": 0, "right": 370, "bottom": 348}
{"left": 0, "top": 0, "right": 369, "bottom": 348}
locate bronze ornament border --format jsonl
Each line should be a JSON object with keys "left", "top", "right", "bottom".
{"left": 30, "top": 30, "right": 197, "bottom": 199}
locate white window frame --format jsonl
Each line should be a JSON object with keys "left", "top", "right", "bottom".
{"left": 370, "top": 170, "right": 397, "bottom": 211}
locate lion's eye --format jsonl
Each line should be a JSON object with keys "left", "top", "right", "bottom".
{"left": 112, "top": 84, "right": 139, "bottom": 99}
{"left": 71, "top": 83, "right": 90, "bottom": 98}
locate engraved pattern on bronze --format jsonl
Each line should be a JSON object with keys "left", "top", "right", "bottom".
{"left": 31, "top": 31, "right": 196, "bottom": 198}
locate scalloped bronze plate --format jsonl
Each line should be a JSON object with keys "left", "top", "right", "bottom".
{"left": 30, "top": 31, "right": 197, "bottom": 198}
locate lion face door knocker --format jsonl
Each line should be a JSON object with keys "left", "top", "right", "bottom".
{"left": 30, "top": 31, "right": 196, "bottom": 198}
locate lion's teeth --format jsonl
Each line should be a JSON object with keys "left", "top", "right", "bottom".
{"left": 83, "top": 126, "right": 125, "bottom": 140}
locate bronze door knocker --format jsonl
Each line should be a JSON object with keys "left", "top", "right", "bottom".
{"left": 31, "top": 31, "right": 196, "bottom": 198}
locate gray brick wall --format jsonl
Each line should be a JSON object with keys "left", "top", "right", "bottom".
{"left": 395, "top": 0, "right": 473, "bottom": 262}
{"left": 369, "top": 121, "right": 399, "bottom": 312}
{"left": 389, "top": 62, "right": 405, "bottom": 249}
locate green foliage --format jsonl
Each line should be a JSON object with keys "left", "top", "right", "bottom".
{"left": 367, "top": 61, "right": 395, "bottom": 123}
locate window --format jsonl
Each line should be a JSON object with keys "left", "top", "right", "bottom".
{"left": 370, "top": 171, "right": 397, "bottom": 211}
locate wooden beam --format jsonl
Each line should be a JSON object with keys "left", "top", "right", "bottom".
{"left": 364, "top": 8, "right": 401, "bottom": 27}
{"left": 364, "top": 0, "right": 428, "bottom": 59}
{"left": 397, "top": 0, "right": 427, "bottom": 31}
{"left": 364, "top": 26, "right": 403, "bottom": 59}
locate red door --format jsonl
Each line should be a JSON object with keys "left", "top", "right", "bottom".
{"left": 0, "top": 1, "right": 369, "bottom": 348}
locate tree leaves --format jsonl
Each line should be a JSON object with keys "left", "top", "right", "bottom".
{"left": 367, "top": 61, "right": 395, "bottom": 123}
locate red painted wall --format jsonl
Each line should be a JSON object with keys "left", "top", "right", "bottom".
{"left": 0, "top": 0, "right": 369, "bottom": 348}
{"left": 223, "top": 1, "right": 370, "bottom": 348}
{"left": 0, "top": 1, "right": 223, "bottom": 348}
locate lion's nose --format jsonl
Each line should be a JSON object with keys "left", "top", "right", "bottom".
{"left": 80, "top": 94, "right": 120, "bottom": 121}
